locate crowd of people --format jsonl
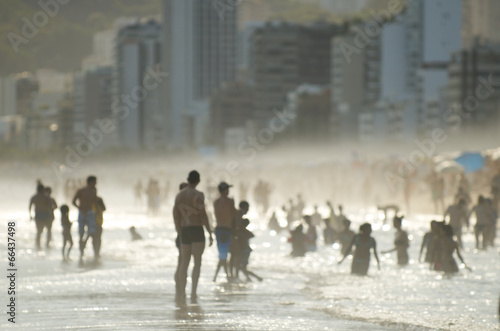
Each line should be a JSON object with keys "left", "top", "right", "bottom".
{"left": 134, "top": 178, "right": 168, "bottom": 215}
{"left": 29, "top": 176, "right": 106, "bottom": 264}
{"left": 27, "top": 160, "right": 499, "bottom": 307}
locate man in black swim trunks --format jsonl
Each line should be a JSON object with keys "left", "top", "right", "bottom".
{"left": 173, "top": 171, "right": 213, "bottom": 304}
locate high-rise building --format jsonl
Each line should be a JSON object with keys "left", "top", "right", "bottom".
{"left": 83, "top": 18, "right": 138, "bottom": 71}
{"left": 116, "top": 19, "right": 163, "bottom": 149}
{"left": 74, "top": 66, "right": 113, "bottom": 130}
{"left": 0, "top": 77, "right": 17, "bottom": 117}
{"left": 331, "top": 24, "right": 381, "bottom": 141}
{"left": 286, "top": 84, "right": 331, "bottom": 141}
{"left": 463, "top": 0, "right": 500, "bottom": 48}
{"left": 210, "top": 81, "right": 255, "bottom": 148}
{"left": 406, "top": 0, "right": 462, "bottom": 135}
{"left": 238, "top": 21, "right": 265, "bottom": 73}
{"left": 252, "top": 22, "right": 340, "bottom": 126}
{"left": 331, "top": 0, "right": 462, "bottom": 143}
{"left": 162, "top": 0, "right": 238, "bottom": 149}
{"left": 447, "top": 43, "right": 500, "bottom": 127}
{"left": 0, "top": 76, "right": 20, "bottom": 145}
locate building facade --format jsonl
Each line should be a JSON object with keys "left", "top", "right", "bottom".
{"left": 447, "top": 43, "right": 500, "bottom": 127}
{"left": 463, "top": 0, "right": 500, "bottom": 48}
{"left": 210, "top": 81, "right": 255, "bottom": 148}
{"left": 162, "top": 0, "right": 238, "bottom": 149}
{"left": 116, "top": 19, "right": 163, "bottom": 149}
{"left": 286, "top": 84, "right": 331, "bottom": 141}
{"left": 253, "top": 22, "right": 340, "bottom": 126}
{"left": 331, "top": 24, "right": 381, "bottom": 141}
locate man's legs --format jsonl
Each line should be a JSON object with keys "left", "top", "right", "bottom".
{"left": 191, "top": 242, "right": 205, "bottom": 301}
{"left": 174, "top": 248, "right": 181, "bottom": 297}
{"left": 78, "top": 212, "right": 87, "bottom": 259}
{"left": 62, "top": 240, "right": 67, "bottom": 260}
{"left": 35, "top": 220, "right": 44, "bottom": 249}
{"left": 213, "top": 228, "right": 230, "bottom": 282}
{"left": 178, "top": 244, "right": 192, "bottom": 302}
{"left": 45, "top": 220, "right": 53, "bottom": 248}
{"left": 67, "top": 237, "right": 73, "bottom": 259}
{"left": 453, "top": 226, "right": 463, "bottom": 249}
{"left": 93, "top": 225, "right": 102, "bottom": 258}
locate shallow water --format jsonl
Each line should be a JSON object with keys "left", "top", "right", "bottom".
{"left": 1, "top": 181, "right": 499, "bottom": 331}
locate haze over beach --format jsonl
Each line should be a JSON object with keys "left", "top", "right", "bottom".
{"left": 1, "top": 0, "right": 500, "bottom": 330}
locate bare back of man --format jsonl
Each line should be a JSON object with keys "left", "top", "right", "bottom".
{"left": 214, "top": 196, "right": 236, "bottom": 229}
{"left": 74, "top": 186, "right": 97, "bottom": 214}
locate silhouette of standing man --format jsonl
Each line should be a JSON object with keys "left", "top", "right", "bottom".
{"left": 72, "top": 176, "right": 98, "bottom": 263}
{"left": 212, "top": 182, "right": 237, "bottom": 282}
{"left": 29, "top": 184, "right": 53, "bottom": 250}
{"left": 173, "top": 170, "right": 213, "bottom": 304}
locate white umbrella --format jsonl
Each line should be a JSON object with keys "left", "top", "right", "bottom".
{"left": 435, "top": 160, "right": 464, "bottom": 174}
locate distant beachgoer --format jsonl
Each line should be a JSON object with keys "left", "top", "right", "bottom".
{"left": 134, "top": 180, "right": 143, "bottom": 205}
{"left": 93, "top": 196, "right": 106, "bottom": 260}
{"left": 491, "top": 170, "right": 500, "bottom": 211}
{"left": 404, "top": 175, "right": 414, "bottom": 214}
{"left": 29, "top": 184, "right": 53, "bottom": 250}
{"left": 213, "top": 182, "right": 237, "bottom": 282}
{"left": 444, "top": 199, "right": 469, "bottom": 248}
{"left": 335, "top": 204, "right": 347, "bottom": 233}
{"left": 173, "top": 170, "right": 213, "bottom": 303}
{"left": 296, "top": 194, "right": 305, "bottom": 219}
{"left": 326, "top": 201, "right": 340, "bottom": 241}
{"left": 323, "top": 218, "right": 335, "bottom": 245}
{"left": 428, "top": 171, "right": 445, "bottom": 214}
{"left": 60, "top": 204, "right": 73, "bottom": 262}
{"left": 304, "top": 215, "right": 317, "bottom": 252}
{"left": 146, "top": 178, "right": 161, "bottom": 215}
{"left": 454, "top": 187, "right": 472, "bottom": 206}
{"left": 419, "top": 220, "right": 438, "bottom": 263}
{"left": 72, "top": 176, "right": 98, "bottom": 262}
{"left": 311, "top": 205, "right": 322, "bottom": 227}
{"left": 434, "top": 224, "right": 470, "bottom": 274}
{"left": 129, "top": 226, "right": 143, "bottom": 241}
{"left": 174, "top": 182, "right": 188, "bottom": 291}
{"left": 377, "top": 204, "right": 400, "bottom": 224}
{"left": 339, "top": 218, "right": 355, "bottom": 256}
{"left": 338, "top": 223, "right": 380, "bottom": 276}
{"left": 430, "top": 221, "right": 446, "bottom": 271}
{"left": 283, "top": 203, "right": 294, "bottom": 229}
{"left": 381, "top": 216, "right": 409, "bottom": 266}
{"left": 253, "top": 180, "right": 264, "bottom": 214}
{"left": 44, "top": 186, "right": 58, "bottom": 248}
{"left": 458, "top": 173, "right": 470, "bottom": 194}
{"left": 469, "top": 195, "right": 494, "bottom": 250}
{"left": 268, "top": 211, "right": 281, "bottom": 232}
{"left": 485, "top": 198, "right": 497, "bottom": 247}
{"left": 238, "top": 218, "right": 263, "bottom": 282}
{"left": 290, "top": 223, "right": 306, "bottom": 257}
{"left": 262, "top": 181, "right": 271, "bottom": 215}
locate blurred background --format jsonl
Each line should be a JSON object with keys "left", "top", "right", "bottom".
{"left": 1, "top": 0, "right": 499, "bottom": 159}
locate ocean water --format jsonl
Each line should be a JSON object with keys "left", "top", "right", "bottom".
{"left": 1, "top": 180, "right": 499, "bottom": 331}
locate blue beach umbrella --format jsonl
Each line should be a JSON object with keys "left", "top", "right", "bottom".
{"left": 454, "top": 152, "right": 486, "bottom": 173}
